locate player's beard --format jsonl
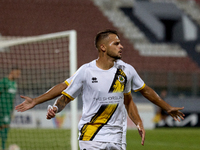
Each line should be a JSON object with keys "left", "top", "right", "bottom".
{"left": 107, "top": 51, "right": 122, "bottom": 60}
{"left": 113, "top": 56, "right": 121, "bottom": 60}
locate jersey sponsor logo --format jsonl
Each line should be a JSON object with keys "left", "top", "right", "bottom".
{"left": 79, "top": 104, "right": 118, "bottom": 141}
{"left": 8, "top": 88, "right": 17, "bottom": 94}
{"left": 109, "top": 69, "right": 127, "bottom": 93}
{"left": 93, "top": 96, "right": 123, "bottom": 102}
{"left": 3, "top": 115, "right": 10, "bottom": 123}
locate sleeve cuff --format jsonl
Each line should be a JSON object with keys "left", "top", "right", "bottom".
{"left": 124, "top": 90, "right": 131, "bottom": 96}
{"left": 134, "top": 83, "right": 146, "bottom": 92}
{"left": 61, "top": 91, "right": 75, "bottom": 100}
{"left": 64, "top": 80, "right": 70, "bottom": 86}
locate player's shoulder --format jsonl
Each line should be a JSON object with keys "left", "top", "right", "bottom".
{"left": 0, "top": 77, "right": 8, "bottom": 82}
{"left": 77, "top": 60, "right": 96, "bottom": 73}
{"left": 116, "top": 59, "right": 135, "bottom": 70}
{"left": 116, "top": 60, "right": 139, "bottom": 79}
{"left": 81, "top": 60, "right": 95, "bottom": 69}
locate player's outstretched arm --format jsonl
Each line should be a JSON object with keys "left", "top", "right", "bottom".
{"left": 46, "top": 95, "right": 71, "bottom": 119}
{"left": 124, "top": 93, "right": 145, "bottom": 146}
{"left": 15, "top": 82, "right": 68, "bottom": 112}
{"left": 139, "top": 85, "right": 185, "bottom": 121}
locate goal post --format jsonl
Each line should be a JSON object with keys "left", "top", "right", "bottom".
{"left": 0, "top": 30, "right": 78, "bottom": 150}
{"left": 69, "top": 31, "right": 78, "bottom": 150}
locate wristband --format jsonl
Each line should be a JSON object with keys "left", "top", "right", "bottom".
{"left": 47, "top": 105, "right": 58, "bottom": 113}
{"left": 53, "top": 105, "right": 59, "bottom": 113}
{"left": 47, "top": 105, "right": 53, "bottom": 110}
{"left": 137, "top": 124, "right": 141, "bottom": 130}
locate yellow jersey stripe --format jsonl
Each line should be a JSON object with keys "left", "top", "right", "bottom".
{"left": 80, "top": 104, "right": 118, "bottom": 141}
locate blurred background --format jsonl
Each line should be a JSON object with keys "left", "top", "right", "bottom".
{"left": 1, "top": 0, "right": 199, "bottom": 117}
{"left": 0, "top": 0, "right": 200, "bottom": 149}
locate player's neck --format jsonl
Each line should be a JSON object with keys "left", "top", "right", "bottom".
{"left": 96, "top": 57, "right": 115, "bottom": 70}
{"left": 8, "top": 74, "right": 14, "bottom": 81}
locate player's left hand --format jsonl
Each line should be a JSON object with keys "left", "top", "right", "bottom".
{"left": 167, "top": 107, "right": 185, "bottom": 122}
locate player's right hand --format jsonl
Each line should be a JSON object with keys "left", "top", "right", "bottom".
{"left": 15, "top": 95, "right": 36, "bottom": 112}
{"left": 137, "top": 124, "right": 145, "bottom": 146}
{"left": 46, "top": 105, "right": 57, "bottom": 119}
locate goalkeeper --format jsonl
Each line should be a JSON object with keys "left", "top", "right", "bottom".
{"left": 0, "top": 67, "right": 21, "bottom": 150}
{"left": 16, "top": 29, "right": 184, "bottom": 150}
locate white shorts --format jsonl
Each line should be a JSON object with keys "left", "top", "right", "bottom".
{"left": 122, "top": 143, "right": 126, "bottom": 150}
{"left": 79, "top": 141, "right": 123, "bottom": 150}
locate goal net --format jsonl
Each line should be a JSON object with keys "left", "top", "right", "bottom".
{"left": 0, "top": 30, "right": 78, "bottom": 150}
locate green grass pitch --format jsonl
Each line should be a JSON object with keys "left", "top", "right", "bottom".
{"left": 126, "top": 128, "right": 200, "bottom": 150}
{"left": 2, "top": 128, "right": 200, "bottom": 150}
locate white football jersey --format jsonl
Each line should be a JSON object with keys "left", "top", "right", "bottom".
{"left": 116, "top": 60, "right": 145, "bottom": 145}
{"left": 62, "top": 59, "right": 145, "bottom": 144}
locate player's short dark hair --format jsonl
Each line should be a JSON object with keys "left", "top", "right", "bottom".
{"left": 11, "top": 66, "right": 20, "bottom": 71}
{"left": 95, "top": 29, "right": 119, "bottom": 49}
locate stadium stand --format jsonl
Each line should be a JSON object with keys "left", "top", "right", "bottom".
{"left": 93, "top": 0, "right": 200, "bottom": 94}
{"left": 0, "top": 0, "right": 200, "bottom": 98}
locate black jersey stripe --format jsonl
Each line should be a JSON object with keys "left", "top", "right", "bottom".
{"left": 79, "top": 103, "right": 118, "bottom": 141}
{"left": 109, "top": 69, "right": 127, "bottom": 93}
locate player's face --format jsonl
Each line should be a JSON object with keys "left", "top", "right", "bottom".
{"left": 12, "top": 70, "right": 21, "bottom": 79}
{"left": 105, "top": 34, "right": 123, "bottom": 60}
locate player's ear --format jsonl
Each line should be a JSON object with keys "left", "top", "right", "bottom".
{"left": 100, "top": 44, "right": 106, "bottom": 52}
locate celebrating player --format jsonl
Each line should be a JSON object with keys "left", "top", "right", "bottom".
{"left": 16, "top": 29, "right": 184, "bottom": 150}
{"left": 46, "top": 29, "right": 145, "bottom": 150}
{"left": 45, "top": 30, "right": 184, "bottom": 150}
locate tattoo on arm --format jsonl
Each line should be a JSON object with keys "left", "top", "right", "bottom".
{"left": 56, "top": 95, "right": 71, "bottom": 113}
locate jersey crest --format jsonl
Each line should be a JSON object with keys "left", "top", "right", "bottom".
{"left": 109, "top": 68, "right": 127, "bottom": 93}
